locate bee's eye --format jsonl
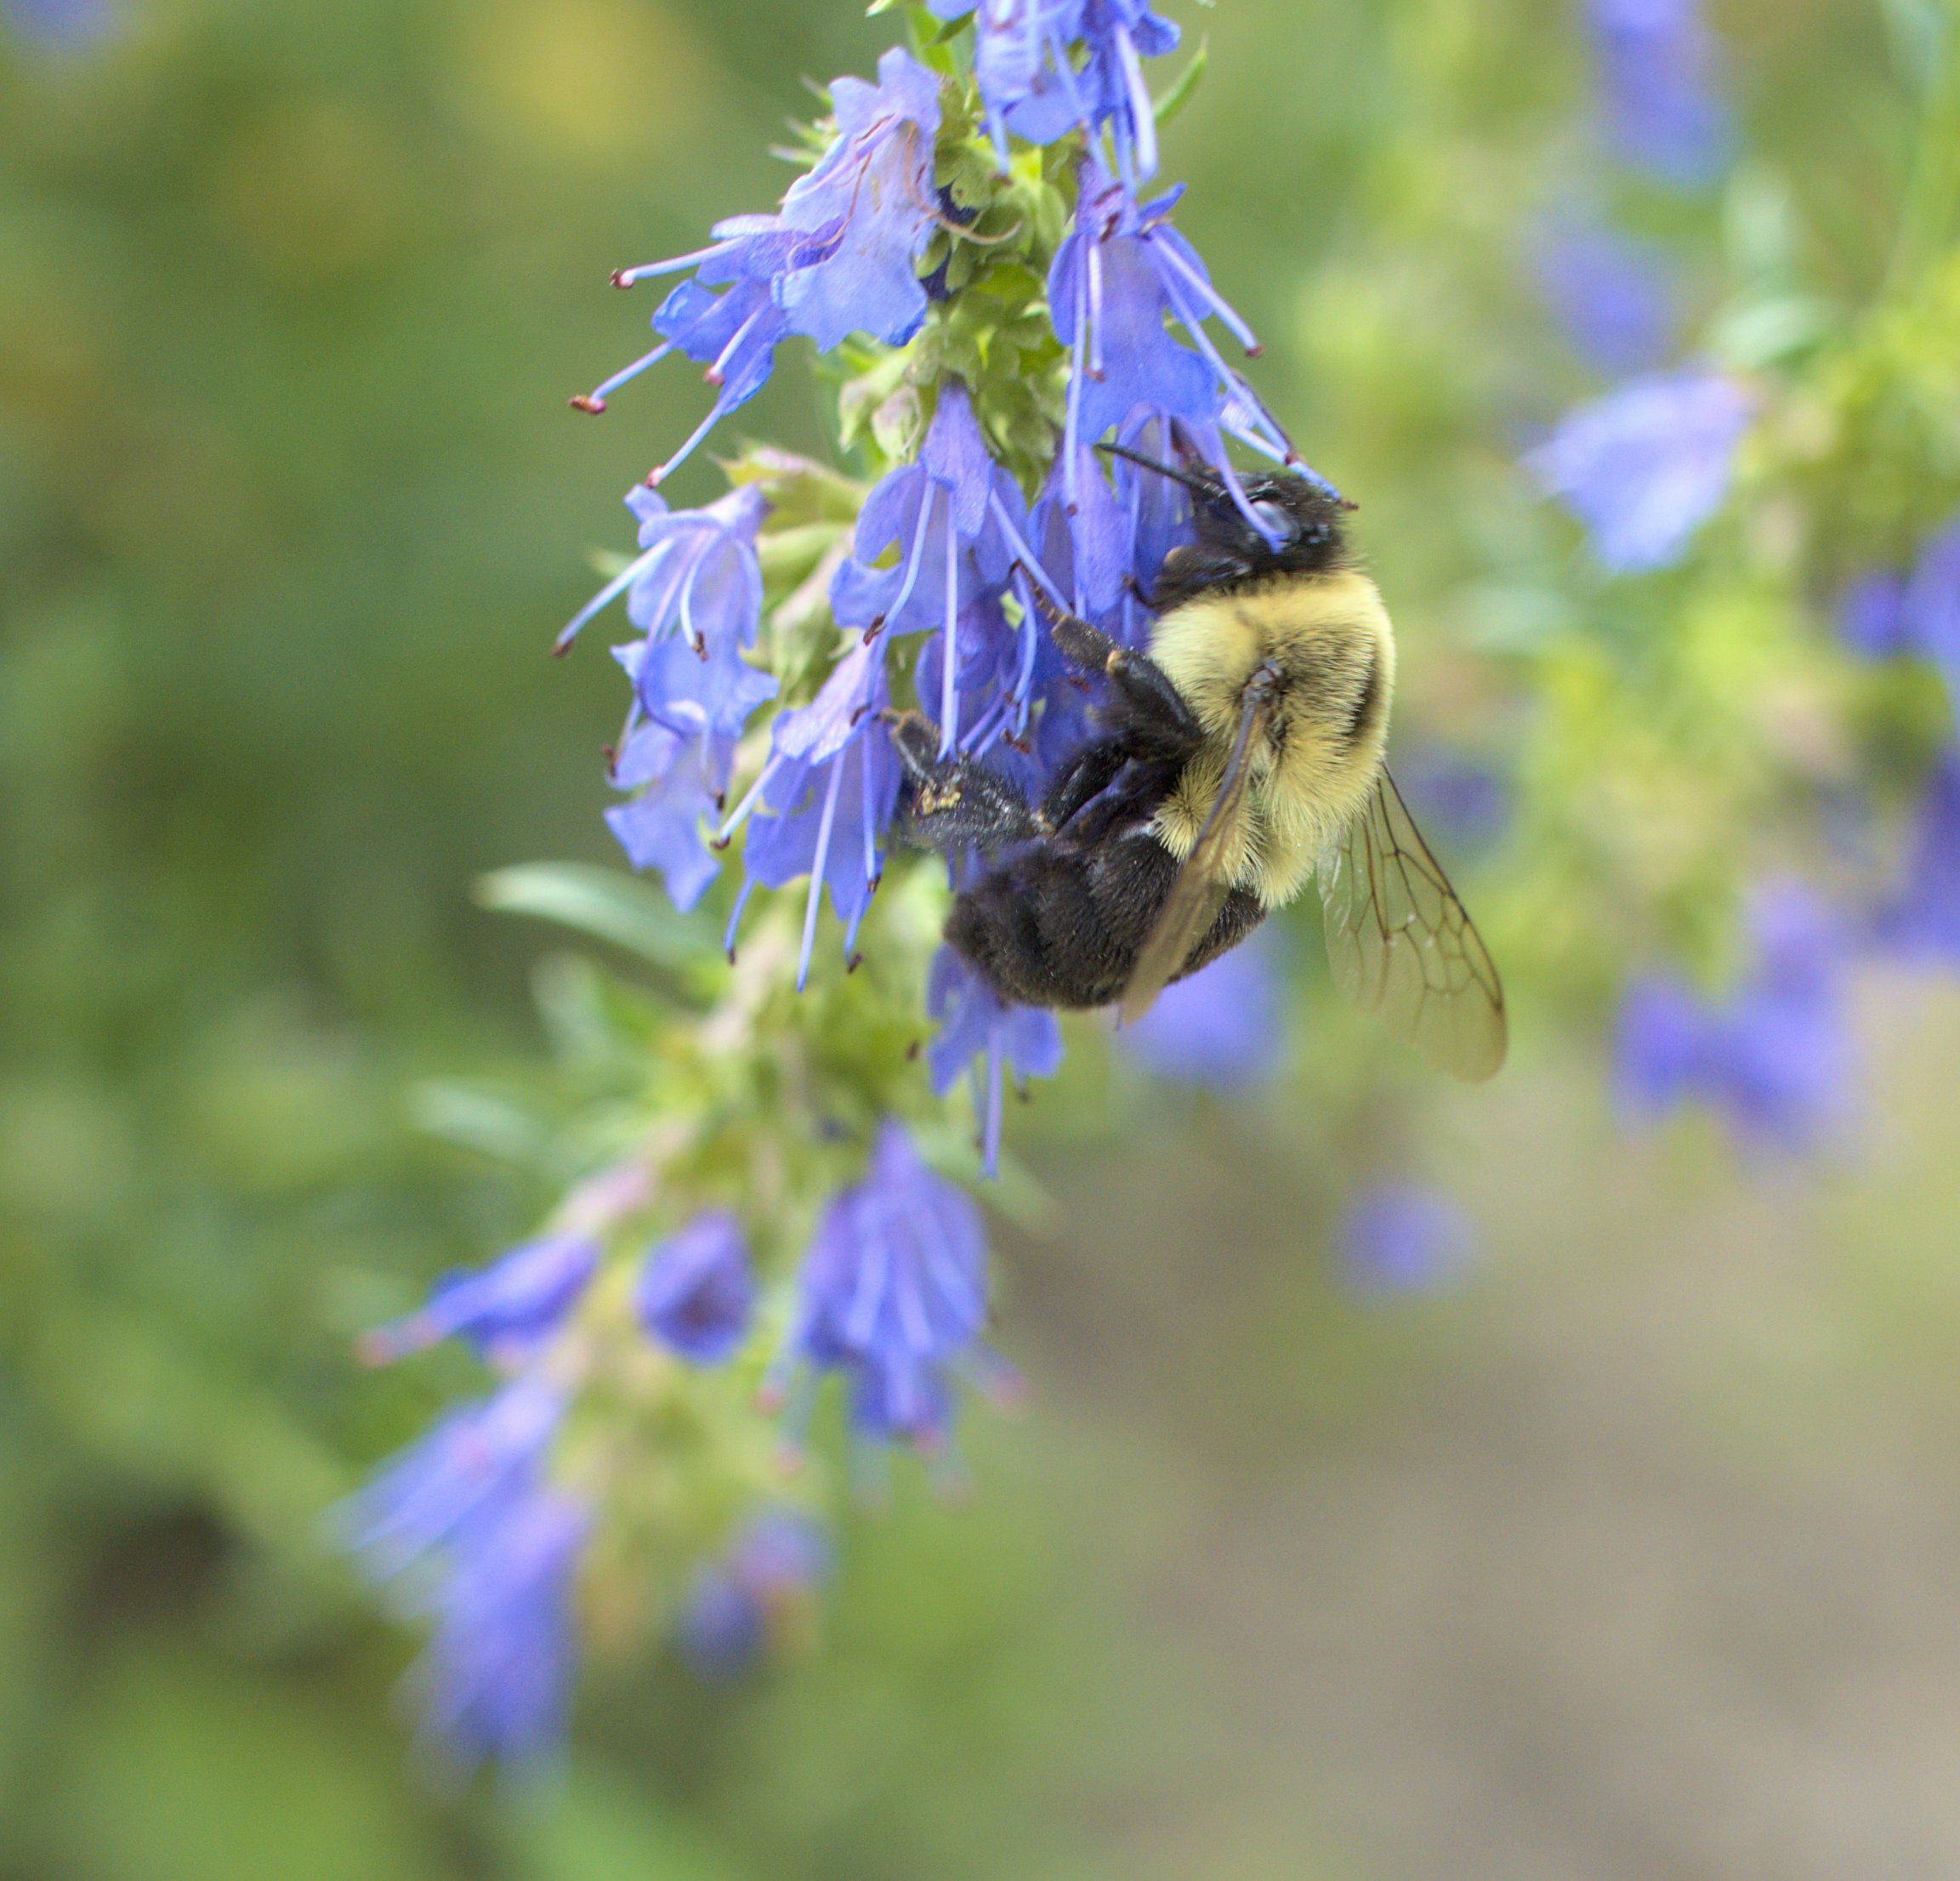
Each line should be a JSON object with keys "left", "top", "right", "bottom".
{"left": 1250, "top": 499, "right": 1294, "bottom": 542}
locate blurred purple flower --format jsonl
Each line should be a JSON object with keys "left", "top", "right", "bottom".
{"left": 340, "top": 1378, "right": 564, "bottom": 1586}
{"left": 1585, "top": 0, "right": 1732, "bottom": 188}
{"left": 1119, "top": 927, "right": 1286, "bottom": 1089}
{"left": 1340, "top": 1186, "right": 1480, "bottom": 1294}
{"left": 721, "top": 637, "right": 902, "bottom": 987}
{"left": 765, "top": 1121, "right": 999, "bottom": 1454}
{"left": 1878, "top": 752, "right": 1960, "bottom": 965}
{"left": 340, "top": 1381, "right": 587, "bottom": 1765}
{"left": 4, "top": 0, "right": 116, "bottom": 48}
{"left": 1532, "top": 218, "right": 1679, "bottom": 377}
{"left": 604, "top": 719, "right": 740, "bottom": 912}
{"left": 636, "top": 1210, "right": 756, "bottom": 1364}
{"left": 1616, "top": 881, "right": 1857, "bottom": 1154}
{"left": 1837, "top": 569, "right": 1912, "bottom": 659}
{"left": 412, "top": 1490, "right": 588, "bottom": 1767}
{"left": 675, "top": 1509, "right": 831, "bottom": 1681}
{"left": 360, "top": 1236, "right": 599, "bottom": 1368}
{"left": 930, "top": 0, "right": 1181, "bottom": 185}
{"left": 592, "top": 49, "right": 942, "bottom": 482}
{"left": 1836, "top": 519, "right": 1960, "bottom": 732}
{"left": 1389, "top": 750, "right": 1512, "bottom": 852}
{"left": 1526, "top": 368, "right": 1753, "bottom": 571}
{"left": 927, "top": 946, "right": 1065, "bottom": 1175}
{"left": 1901, "top": 519, "right": 1960, "bottom": 694}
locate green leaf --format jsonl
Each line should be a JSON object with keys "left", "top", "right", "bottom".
{"left": 406, "top": 1080, "right": 550, "bottom": 1163}
{"left": 1152, "top": 36, "right": 1208, "bottom": 128}
{"left": 475, "top": 864, "right": 719, "bottom": 971}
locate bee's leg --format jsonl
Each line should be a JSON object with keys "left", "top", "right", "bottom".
{"left": 1040, "top": 735, "right": 1133, "bottom": 833}
{"left": 885, "top": 709, "right": 1042, "bottom": 855}
{"left": 1022, "top": 582, "right": 1200, "bottom": 745}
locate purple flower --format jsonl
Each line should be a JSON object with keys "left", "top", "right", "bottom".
{"left": 594, "top": 50, "right": 943, "bottom": 483}
{"left": 1616, "top": 881, "right": 1857, "bottom": 1154}
{"left": 1119, "top": 928, "right": 1285, "bottom": 1089}
{"left": 828, "top": 383, "right": 1031, "bottom": 754}
{"left": 360, "top": 1236, "right": 599, "bottom": 1368}
{"left": 1878, "top": 752, "right": 1960, "bottom": 965}
{"left": 927, "top": 947, "right": 1065, "bottom": 1176}
{"left": 721, "top": 636, "right": 903, "bottom": 987}
{"left": 1532, "top": 217, "right": 1679, "bottom": 377}
{"left": 1048, "top": 165, "right": 1296, "bottom": 505}
{"left": 558, "top": 484, "right": 766, "bottom": 657}
{"left": 616, "top": 632, "right": 780, "bottom": 749}
{"left": 636, "top": 1210, "right": 756, "bottom": 1364}
{"left": 341, "top": 1382, "right": 588, "bottom": 1765}
{"left": 1837, "top": 570, "right": 1912, "bottom": 659}
{"left": 931, "top": 0, "right": 1181, "bottom": 185}
{"left": 1837, "top": 520, "right": 1960, "bottom": 728}
{"left": 1585, "top": 0, "right": 1732, "bottom": 188}
{"left": 1526, "top": 368, "right": 1753, "bottom": 571}
{"left": 6, "top": 0, "right": 115, "bottom": 45}
{"left": 604, "top": 719, "right": 739, "bottom": 913}
{"left": 413, "top": 1491, "right": 588, "bottom": 1767}
{"left": 675, "top": 1509, "right": 830, "bottom": 1681}
{"left": 340, "top": 1378, "right": 565, "bottom": 1584}
{"left": 1340, "top": 1186, "right": 1480, "bottom": 1294}
{"left": 1390, "top": 749, "right": 1512, "bottom": 851}
{"left": 765, "top": 1121, "right": 997, "bottom": 1454}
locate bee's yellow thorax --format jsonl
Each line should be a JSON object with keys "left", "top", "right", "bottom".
{"left": 1147, "top": 569, "right": 1396, "bottom": 907}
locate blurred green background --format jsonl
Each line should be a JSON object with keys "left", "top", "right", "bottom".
{"left": 8, "top": 1, "right": 1960, "bottom": 1877}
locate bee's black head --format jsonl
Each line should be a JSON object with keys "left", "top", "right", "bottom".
{"left": 1098, "top": 441, "right": 1355, "bottom": 610}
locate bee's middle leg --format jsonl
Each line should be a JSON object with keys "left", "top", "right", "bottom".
{"left": 885, "top": 709, "right": 1043, "bottom": 855}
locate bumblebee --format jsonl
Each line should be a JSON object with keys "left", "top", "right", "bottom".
{"left": 890, "top": 446, "right": 1507, "bottom": 1081}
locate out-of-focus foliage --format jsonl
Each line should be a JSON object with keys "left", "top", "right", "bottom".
{"left": 7, "top": 0, "right": 1960, "bottom": 1876}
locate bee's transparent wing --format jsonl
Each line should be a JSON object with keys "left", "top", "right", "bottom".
{"left": 1117, "top": 692, "right": 1270, "bottom": 1027}
{"left": 1320, "top": 768, "right": 1507, "bottom": 1081}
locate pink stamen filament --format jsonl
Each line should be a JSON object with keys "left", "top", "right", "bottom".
{"left": 576, "top": 340, "right": 675, "bottom": 413}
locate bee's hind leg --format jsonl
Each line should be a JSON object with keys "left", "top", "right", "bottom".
{"left": 884, "top": 710, "right": 1044, "bottom": 856}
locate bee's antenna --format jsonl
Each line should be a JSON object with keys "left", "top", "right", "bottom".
{"left": 1094, "top": 440, "right": 1219, "bottom": 498}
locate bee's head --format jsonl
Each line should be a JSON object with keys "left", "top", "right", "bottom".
{"left": 1097, "top": 442, "right": 1354, "bottom": 583}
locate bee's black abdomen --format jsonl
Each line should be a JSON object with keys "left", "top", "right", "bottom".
{"left": 947, "top": 832, "right": 1265, "bottom": 1010}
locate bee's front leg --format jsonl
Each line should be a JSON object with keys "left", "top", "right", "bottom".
{"left": 1020, "top": 578, "right": 1201, "bottom": 747}
{"left": 883, "top": 710, "right": 1044, "bottom": 855}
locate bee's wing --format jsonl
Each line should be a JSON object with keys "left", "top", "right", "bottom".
{"left": 1117, "top": 690, "right": 1270, "bottom": 1027}
{"left": 1320, "top": 767, "right": 1507, "bottom": 1082}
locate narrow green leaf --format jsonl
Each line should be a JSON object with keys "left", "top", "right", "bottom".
{"left": 406, "top": 1081, "right": 549, "bottom": 1164}
{"left": 474, "top": 864, "right": 719, "bottom": 971}
{"left": 1152, "top": 36, "right": 1208, "bottom": 128}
